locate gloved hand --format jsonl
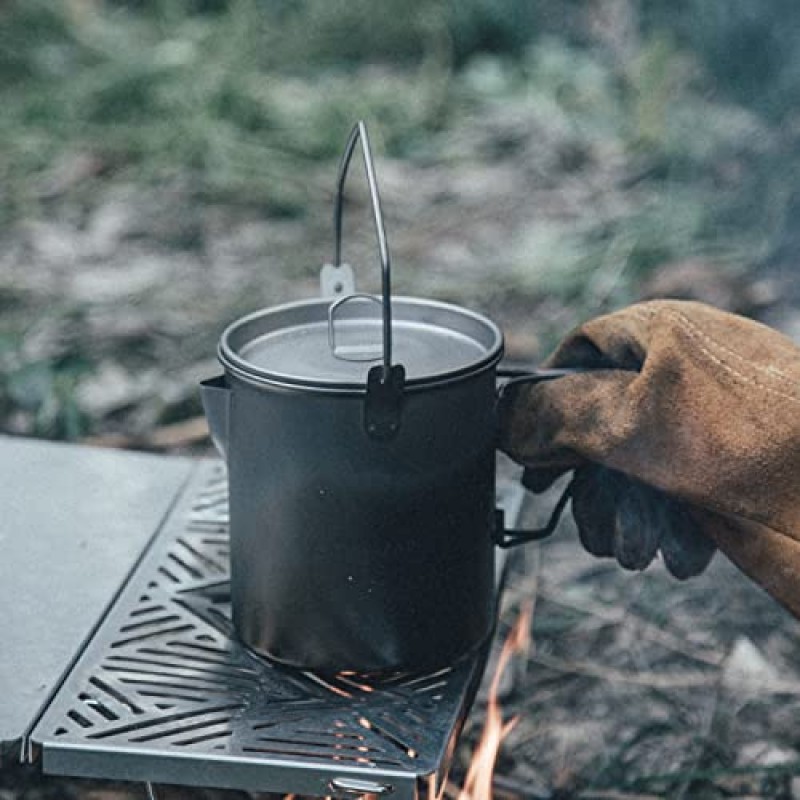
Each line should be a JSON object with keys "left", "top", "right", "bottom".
{"left": 497, "top": 300, "right": 800, "bottom": 617}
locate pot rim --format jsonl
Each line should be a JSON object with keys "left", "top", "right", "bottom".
{"left": 218, "top": 296, "right": 504, "bottom": 394}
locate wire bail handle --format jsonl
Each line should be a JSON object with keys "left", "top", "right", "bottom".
{"left": 326, "top": 120, "right": 396, "bottom": 381}
{"left": 326, "top": 121, "right": 405, "bottom": 441}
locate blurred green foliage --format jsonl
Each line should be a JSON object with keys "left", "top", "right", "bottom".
{"left": 1, "top": 0, "right": 796, "bottom": 219}
{"left": 1, "top": 0, "right": 793, "bottom": 284}
{"left": 0, "top": 334, "right": 92, "bottom": 440}
{"left": 0, "top": 0, "right": 457, "bottom": 220}
{"left": 643, "top": 0, "right": 800, "bottom": 120}
{"left": 104, "top": 0, "right": 544, "bottom": 65}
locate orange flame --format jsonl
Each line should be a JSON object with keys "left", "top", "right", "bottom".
{"left": 457, "top": 603, "right": 533, "bottom": 800}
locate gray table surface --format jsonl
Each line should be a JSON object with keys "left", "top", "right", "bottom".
{"left": 0, "top": 436, "right": 194, "bottom": 761}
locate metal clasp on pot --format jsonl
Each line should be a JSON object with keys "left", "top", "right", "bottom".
{"left": 320, "top": 261, "right": 355, "bottom": 298}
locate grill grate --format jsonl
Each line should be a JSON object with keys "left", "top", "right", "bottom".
{"left": 33, "top": 462, "right": 521, "bottom": 800}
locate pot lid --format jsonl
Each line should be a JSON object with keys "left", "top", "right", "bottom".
{"left": 219, "top": 296, "right": 503, "bottom": 391}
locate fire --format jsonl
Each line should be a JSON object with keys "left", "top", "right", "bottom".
{"left": 456, "top": 603, "right": 533, "bottom": 800}
{"left": 283, "top": 607, "right": 533, "bottom": 800}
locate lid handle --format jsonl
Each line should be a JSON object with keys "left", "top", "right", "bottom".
{"left": 328, "top": 293, "right": 384, "bottom": 362}
{"left": 333, "top": 120, "right": 395, "bottom": 380}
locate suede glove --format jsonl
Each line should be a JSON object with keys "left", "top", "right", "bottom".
{"left": 498, "top": 300, "right": 800, "bottom": 618}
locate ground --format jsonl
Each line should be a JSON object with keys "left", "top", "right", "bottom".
{"left": 480, "top": 487, "right": 800, "bottom": 799}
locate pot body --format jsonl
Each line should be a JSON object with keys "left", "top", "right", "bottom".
{"left": 223, "top": 367, "right": 498, "bottom": 673}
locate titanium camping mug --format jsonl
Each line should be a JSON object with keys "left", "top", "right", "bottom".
{"left": 200, "top": 122, "right": 569, "bottom": 673}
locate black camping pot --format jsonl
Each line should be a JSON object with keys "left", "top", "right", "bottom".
{"left": 201, "top": 122, "right": 566, "bottom": 673}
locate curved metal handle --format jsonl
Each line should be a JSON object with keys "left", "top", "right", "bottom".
{"left": 496, "top": 366, "right": 593, "bottom": 399}
{"left": 333, "top": 120, "right": 393, "bottom": 379}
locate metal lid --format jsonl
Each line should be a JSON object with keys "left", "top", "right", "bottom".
{"left": 219, "top": 296, "right": 503, "bottom": 392}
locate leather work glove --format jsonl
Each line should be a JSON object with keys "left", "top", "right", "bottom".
{"left": 497, "top": 300, "right": 800, "bottom": 618}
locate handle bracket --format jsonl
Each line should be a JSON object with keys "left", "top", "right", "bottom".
{"left": 493, "top": 480, "right": 573, "bottom": 548}
{"left": 365, "top": 364, "right": 406, "bottom": 441}
{"left": 320, "top": 262, "right": 356, "bottom": 298}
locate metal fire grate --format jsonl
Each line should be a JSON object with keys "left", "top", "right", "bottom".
{"left": 33, "top": 461, "right": 522, "bottom": 800}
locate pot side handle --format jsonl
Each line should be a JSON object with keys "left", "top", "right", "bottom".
{"left": 493, "top": 481, "right": 573, "bottom": 548}
{"left": 200, "top": 375, "right": 231, "bottom": 460}
{"left": 493, "top": 366, "right": 587, "bottom": 549}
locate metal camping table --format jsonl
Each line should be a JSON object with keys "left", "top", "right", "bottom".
{"left": 0, "top": 435, "right": 193, "bottom": 765}
{"left": 0, "top": 435, "right": 523, "bottom": 800}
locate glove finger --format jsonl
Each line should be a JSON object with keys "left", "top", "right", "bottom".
{"left": 497, "top": 369, "right": 639, "bottom": 471}
{"left": 495, "top": 304, "right": 656, "bottom": 470}
{"left": 571, "top": 465, "right": 619, "bottom": 558}
{"left": 659, "top": 501, "right": 716, "bottom": 579}
{"left": 613, "top": 479, "right": 664, "bottom": 571}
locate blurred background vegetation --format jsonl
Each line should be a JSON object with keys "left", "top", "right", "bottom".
{"left": 1, "top": 0, "right": 799, "bottom": 443}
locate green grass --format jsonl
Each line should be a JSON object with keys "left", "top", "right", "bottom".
{"left": 0, "top": 1, "right": 455, "bottom": 220}
{"left": 1, "top": 0, "right": 795, "bottom": 237}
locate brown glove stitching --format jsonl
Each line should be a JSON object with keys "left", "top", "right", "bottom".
{"left": 665, "top": 311, "right": 800, "bottom": 407}
{"left": 667, "top": 307, "right": 800, "bottom": 394}
{"left": 624, "top": 302, "right": 800, "bottom": 405}
{"left": 625, "top": 301, "right": 800, "bottom": 390}
{"left": 626, "top": 302, "right": 800, "bottom": 394}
